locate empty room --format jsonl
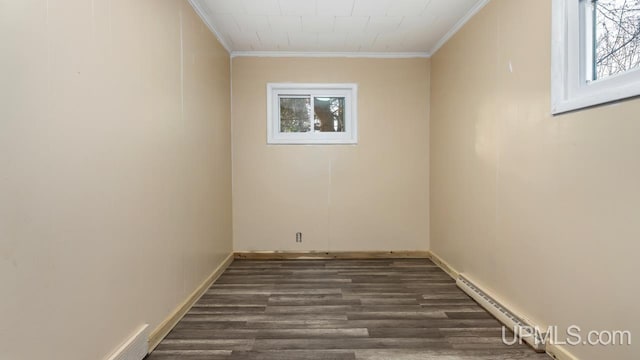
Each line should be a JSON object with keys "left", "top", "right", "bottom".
{"left": 2, "top": 0, "right": 639, "bottom": 359}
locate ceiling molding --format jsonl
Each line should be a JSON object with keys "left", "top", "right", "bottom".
{"left": 231, "top": 51, "right": 431, "bottom": 59}
{"left": 188, "top": 0, "right": 232, "bottom": 54}
{"left": 428, "top": 0, "right": 490, "bottom": 56}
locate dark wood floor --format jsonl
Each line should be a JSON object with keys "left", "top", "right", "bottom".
{"left": 147, "top": 259, "right": 550, "bottom": 360}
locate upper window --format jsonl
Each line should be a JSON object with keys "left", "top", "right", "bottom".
{"left": 267, "top": 83, "right": 358, "bottom": 144}
{"left": 552, "top": 0, "right": 640, "bottom": 114}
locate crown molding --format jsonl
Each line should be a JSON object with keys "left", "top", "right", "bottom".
{"left": 428, "top": 0, "right": 490, "bottom": 56}
{"left": 231, "top": 51, "right": 431, "bottom": 59}
{"left": 187, "top": 0, "right": 232, "bottom": 54}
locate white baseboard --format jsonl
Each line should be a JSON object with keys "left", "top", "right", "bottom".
{"left": 426, "top": 250, "right": 460, "bottom": 279}
{"left": 105, "top": 325, "right": 149, "bottom": 360}
{"left": 234, "top": 250, "right": 430, "bottom": 260}
{"left": 148, "top": 252, "right": 234, "bottom": 351}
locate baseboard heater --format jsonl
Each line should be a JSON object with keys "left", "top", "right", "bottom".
{"left": 456, "top": 275, "right": 547, "bottom": 352}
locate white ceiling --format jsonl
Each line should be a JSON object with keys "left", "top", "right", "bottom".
{"left": 190, "top": 0, "right": 487, "bottom": 56}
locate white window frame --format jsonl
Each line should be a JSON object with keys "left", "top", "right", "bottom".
{"left": 551, "top": 0, "right": 640, "bottom": 114}
{"left": 267, "top": 83, "right": 358, "bottom": 145}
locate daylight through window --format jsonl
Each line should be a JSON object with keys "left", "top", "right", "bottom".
{"left": 267, "top": 83, "right": 357, "bottom": 144}
{"left": 551, "top": 0, "right": 640, "bottom": 114}
{"left": 585, "top": 0, "right": 640, "bottom": 81}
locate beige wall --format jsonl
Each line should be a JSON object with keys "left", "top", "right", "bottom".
{"left": 430, "top": 1, "right": 640, "bottom": 359}
{"left": 232, "top": 57, "right": 430, "bottom": 251}
{"left": 0, "top": 1, "right": 232, "bottom": 359}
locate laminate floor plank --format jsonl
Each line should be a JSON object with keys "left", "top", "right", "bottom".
{"left": 155, "top": 339, "right": 254, "bottom": 351}
{"left": 166, "top": 328, "right": 369, "bottom": 340}
{"left": 354, "top": 349, "right": 549, "bottom": 360}
{"left": 251, "top": 337, "right": 452, "bottom": 350}
{"left": 229, "top": 350, "right": 356, "bottom": 360}
{"left": 146, "top": 259, "right": 549, "bottom": 360}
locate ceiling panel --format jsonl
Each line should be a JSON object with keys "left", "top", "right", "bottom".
{"left": 228, "top": 32, "right": 260, "bottom": 50}
{"left": 317, "top": 33, "right": 348, "bottom": 49}
{"left": 206, "top": 12, "right": 240, "bottom": 33}
{"left": 234, "top": 14, "right": 270, "bottom": 32}
{"left": 279, "top": 0, "right": 317, "bottom": 16}
{"left": 386, "top": 0, "right": 431, "bottom": 16}
{"left": 268, "top": 15, "right": 303, "bottom": 32}
{"left": 400, "top": 15, "right": 435, "bottom": 30}
{"left": 344, "top": 32, "right": 379, "bottom": 49}
{"left": 316, "top": 0, "right": 354, "bottom": 17}
{"left": 194, "top": 0, "right": 486, "bottom": 55}
{"left": 287, "top": 32, "right": 320, "bottom": 51}
{"left": 333, "top": 16, "right": 370, "bottom": 33}
{"left": 256, "top": 32, "right": 289, "bottom": 49}
{"left": 352, "top": 0, "right": 392, "bottom": 16}
{"left": 242, "top": 0, "right": 281, "bottom": 16}
{"left": 366, "top": 16, "right": 402, "bottom": 32}
{"left": 301, "top": 16, "right": 335, "bottom": 33}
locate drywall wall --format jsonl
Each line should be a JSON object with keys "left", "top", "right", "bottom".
{"left": 232, "top": 57, "right": 430, "bottom": 252}
{"left": 430, "top": 1, "right": 640, "bottom": 359}
{"left": 0, "top": 1, "right": 232, "bottom": 359}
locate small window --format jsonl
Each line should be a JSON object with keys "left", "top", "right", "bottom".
{"left": 552, "top": 0, "right": 640, "bottom": 114}
{"left": 267, "top": 83, "right": 358, "bottom": 144}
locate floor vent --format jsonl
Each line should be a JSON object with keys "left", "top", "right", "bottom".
{"left": 105, "top": 324, "right": 149, "bottom": 360}
{"left": 456, "top": 275, "right": 546, "bottom": 352}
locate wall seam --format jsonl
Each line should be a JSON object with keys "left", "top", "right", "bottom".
{"left": 230, "top": 55, "right": 236, "bottom": 252}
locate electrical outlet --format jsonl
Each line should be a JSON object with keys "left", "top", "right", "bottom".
{"left": 296, "top": 232, "right": 302, "bottom": 243}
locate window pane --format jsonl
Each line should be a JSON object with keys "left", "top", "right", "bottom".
{"left": 313, "top": 97, "right": 345, "bottom": 132}
{"left": 591, "top": 0, "right": 640, "bottom": 80}
{"left": 280, "top": 97, "right": 312, "bottom": 132}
